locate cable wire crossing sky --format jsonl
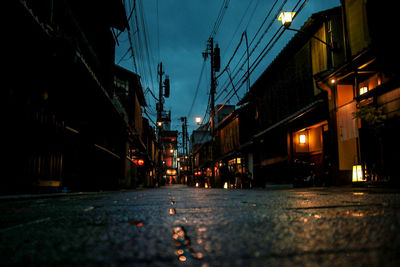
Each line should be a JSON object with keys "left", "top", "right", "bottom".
{"left": 115, "top": 0, "right": 341, "bottom": 135}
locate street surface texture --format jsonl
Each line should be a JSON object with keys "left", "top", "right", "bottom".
{"left": 1, "top": 185, "right": 400, "bottom": 266}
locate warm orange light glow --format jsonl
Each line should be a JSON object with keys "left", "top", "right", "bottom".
{"left": 352, "top": 165, "right": 364, "bottom": 182}
{"left": 195, "top": 117, "right": 202, "bottom": 125}
{"left": 299, "top": 134, "right": 306, "bottom": 144}
{"left": 360, "top": 86, "right": 368, "bottom": 95}
{"left": 224, "top": 182, "right": 228, "bottom": 189}
{"left": 157, "top": 121, "right": 163, "bottom": 127}
{"left": 166, "top": 169, "right": 177, "bottom": 175}
{"left": 205, "top": 183, "right": 209, "bottom": 188}
{"left": 196, "top": 252, "right": 204, "bottom": 259}
{"left": 196, "top": 182, "right": 199, "bottom": 187}
{"left": 330, "top": 78, "right": 336, "bottom": 84}
{"left": 179, "top": 256, "right": 187, "bottom": 262}
{"left": 137, "top": 159, "right": 144, "bottom": 166}
{"left": 130, "top": 220, "right": 144, "bottom": 226}
{"left": 169, "top": 208, "right": 176, "bottom": 215}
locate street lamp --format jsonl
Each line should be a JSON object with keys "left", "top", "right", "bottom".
{"left": 195, "top": 117, "right": 202, "bottom": 125}
{"left": 278, "top": 11, "right": 334, "bottom": 50}
{"left": 278, "top": 12, "right": 296, "bottom": 27}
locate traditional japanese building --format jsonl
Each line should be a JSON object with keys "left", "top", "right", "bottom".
{"left": 3, "top": 1, "right": 157, "bottom": 193}
{"left": 315, "top": 0, "right": 400, "bottom": 185}
{"left": 238, "top": 7, "right": 345, "bottom": 186}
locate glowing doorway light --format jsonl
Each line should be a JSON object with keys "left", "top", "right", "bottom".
{"left": 299, "top": 134, "right": 306, "bottom": 144}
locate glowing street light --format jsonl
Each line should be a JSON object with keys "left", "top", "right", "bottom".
{"left": 278, "top": 11, "right": 334, "bottom": 51}
{"left": 278, "top": 12, "right": 296, "bottom": 27}
{"left": 195, "top": 117, "right": 202, "bottom": 125}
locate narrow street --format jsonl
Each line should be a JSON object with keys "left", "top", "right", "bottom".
{"left": 1, "top": 185, "right": 399, "bottom": 266}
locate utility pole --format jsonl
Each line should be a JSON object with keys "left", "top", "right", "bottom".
{"left": 180, "top": 116, "right": 188, "bottom": 183}
{"left": 156, "top": 62, "right": 170, "bottom": 186}
{"left": 157, "top": 62, "right": 164, "bottom": 124}
{"left": 203, "top": 37, "right": 220, "bottom": 187}
{"left": 180, "top": 117, "right": 187, "bottom": 155}
{"left": 185, "top": 118, "right": 188, "bottom": 156}
{"left": 156, "top": 62, "right": 164, "bottom": 186}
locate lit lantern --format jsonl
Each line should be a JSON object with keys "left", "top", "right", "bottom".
{"left": 137, "top": 159, "right": 144, "bottom": 166}
{"left": 352, "top": 165, "right": 364, "bottom": 182}
{"left": 278, "top": 12, "right": 295, "bottom": 27}
{"left": 205, "top": 183, "right": 209, "bottom": 189}
{"left": 299, "top": 134, "right": 306, "bottom": 144}
{"left": 224, "top": 182, "right": 228, "bottom": 189}
{"left": 196, "top": 183, "right": 199, "bottom": 187}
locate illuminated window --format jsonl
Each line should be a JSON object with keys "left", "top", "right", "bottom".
{"left": 299, "top": 134, "right": 306, "bottom": 144}
{"left": 360, "top": 86, "right": 368, "bottom": 95}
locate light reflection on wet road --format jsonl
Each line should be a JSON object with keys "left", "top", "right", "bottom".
{"left": 1, "top": 185, "right": 400, "bottom": 266}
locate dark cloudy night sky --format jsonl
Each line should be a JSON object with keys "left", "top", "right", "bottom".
{"left": 115, "top": 0, "right": 341, "bottom": 137}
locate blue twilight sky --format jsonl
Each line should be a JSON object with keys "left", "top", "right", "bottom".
{"left": 115, "top": 0, "right": 341, "bottom": 142}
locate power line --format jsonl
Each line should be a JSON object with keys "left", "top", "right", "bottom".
{"left": 222, "top": 0, "right": 253, "bottom": 56}
{"left": 215, "top": 0, "right": 282, "bottom": 104}
{"left": 187, "top": 59, "right": 207, "bottom": 119}
{"left": 210, "top": 0, "right": 230, "bottom": 38}
{"left": 215, "top": 0, "right": 308, "bottom": 114}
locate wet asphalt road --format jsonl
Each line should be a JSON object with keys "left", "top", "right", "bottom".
{"left": 1, "top": 185, "right": 400, "bottom": 266}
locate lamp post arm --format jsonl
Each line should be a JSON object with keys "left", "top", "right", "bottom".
{"left": 286, "top": 27, "right": 334, "bottom": 51}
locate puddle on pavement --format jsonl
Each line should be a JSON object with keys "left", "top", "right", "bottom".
{"left": 172, "top": 225, "right": 203, "bottom": 262}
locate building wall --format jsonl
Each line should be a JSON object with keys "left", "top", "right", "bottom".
{"left": 219, "top": 118, "right": 240, "bottom": 155}
{"left": 345, "top": 0, "right": 371, "bottom": 57}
